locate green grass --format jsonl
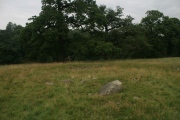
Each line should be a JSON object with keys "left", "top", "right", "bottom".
{"left": 0, "top": 58, "right": 180, "bottom": 120}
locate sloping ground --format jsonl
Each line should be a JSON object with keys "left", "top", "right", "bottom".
{"left": 0, "top": 58, "right": 180, "bottom": 120}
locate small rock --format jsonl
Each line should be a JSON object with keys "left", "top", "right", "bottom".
{"left": 62, "top": 79, "right": 74, "bottom": 84}
{"left": 177, "top": 67, "right": 180, "bottom": 71}
{"left": 133, "top": 96, "right": 140, "bottom": 100}
{"left": 45, "top": 82, "right": 53, "bottom": 85}
{"left": 99, "top": 80, "right": 122, "bottom": 96}
{"left": 79, "top": 80, "right": 88, "bottom": 84}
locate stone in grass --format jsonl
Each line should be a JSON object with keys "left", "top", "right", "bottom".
{"left": 99, "top": 80, "right": 122, "bottom": 96}
{"left": 79, "top": 80, "right": 88, "bottom": 84}
{"left": 62, "top": 79, "right": 74, "bottom": 84}
{"left": 45, "top": 82, "right": 53, "bottom": 85}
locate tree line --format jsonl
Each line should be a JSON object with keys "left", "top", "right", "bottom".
{"left": 0, "top": 0, "right": 180, "bottom": 64}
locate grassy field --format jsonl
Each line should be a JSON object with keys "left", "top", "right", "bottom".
{"left": 0, "top": 58, "right": 180, "bottom": 120}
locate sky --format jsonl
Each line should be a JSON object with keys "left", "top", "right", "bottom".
{"left": 0, "top": 0, "right": 180, "bottom": 30}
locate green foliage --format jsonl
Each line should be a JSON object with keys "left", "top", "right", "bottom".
{"left": 0, "top": 22, "right": 23, "bottom": 64}
{"left": 94, "top": 5, "right": 133, "bottom": 33}
{"left": 86, "top": 39, "right": 117, "bottom": 60}
{"left": 21, "top": 0, "right": 69, "bottom": 62}
{"left": 161, "top": 17, "right": 180, "bottom": 56}
{"left": 67, "top": 30, "right": 119, "bottom": 60}
{"left": 141, "top": 10, "right": 164, "bottom": 32}
{"left": 141, "top": 10, "right": 180, "bottom": 57}
{"left": 67, "top": 30, "right": 89, "bottom": 60}
{"left": 122, "top": 35, "right": 153, "bottom": 58}
{"left": 67, "top": 0, "right": 98, "bottom": 32}
{"left": 1, "top": 2, "right": 180, "bottom": 64}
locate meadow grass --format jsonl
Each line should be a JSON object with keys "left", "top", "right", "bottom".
{"left": 0, "top": 58, "right": 180, "bottom": 120}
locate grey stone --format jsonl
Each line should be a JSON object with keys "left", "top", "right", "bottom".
{"left": 45, "top": 82, "right": 53, "bottom": 85}
{"left": 177, "top": 67, "right": 180, "bottom": 71}
{"left": 133, "top": 96, "right": 140, "bottom": 100}
{"left": 99, "top": 80, "right": 122, "bottom": 96}
{"left": 62, "top": 79, "right": 74, "bottom": 84}
{"left": 79, "top": 80, "right": 88, "bottom": 84}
